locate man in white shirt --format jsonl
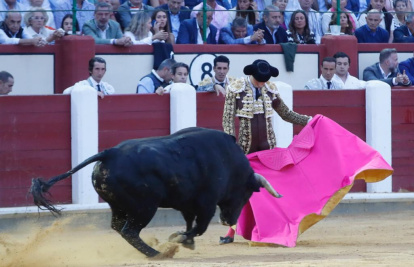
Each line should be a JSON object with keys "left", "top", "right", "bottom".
{"left": 63, "top": 57, "right": 115, "bottom": 99}
{"left": 332, "top": 51, "right": 366, "bottom": 89}
{"left": 304, "top": 57, "right": 343, "bottom": 89}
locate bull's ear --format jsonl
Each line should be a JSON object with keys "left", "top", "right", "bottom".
{"left": 246, "top": 176, "right": 261, "bottom": 192}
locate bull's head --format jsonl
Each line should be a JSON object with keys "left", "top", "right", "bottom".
{"left": 219, "top": 173, "right": 281, "bottom": 226}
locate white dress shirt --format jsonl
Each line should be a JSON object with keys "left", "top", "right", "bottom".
{"left": 332, "top": 73, "right": 366, "bottom": 89}
{"left": 304, "top": 75, "right": 343, "bottom": 90}
{"left": 63, "top": 77, "right": 115, "bottom": 95}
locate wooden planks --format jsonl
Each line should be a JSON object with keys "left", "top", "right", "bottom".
{"left": 0, "top": 96, "right": 72, "bottom": 207}
{"left": 98, "top": 95, "right": 170, "bottom": 150}
{"left": 391, "top": 89, "right": 414, "bottom": 192}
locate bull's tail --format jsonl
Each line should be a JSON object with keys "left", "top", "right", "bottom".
{"left": 30, "top": 151, "right": 107, "bottom": 216}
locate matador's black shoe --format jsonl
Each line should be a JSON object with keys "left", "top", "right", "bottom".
{"left": 219, "top": 236, "right": 234, "bottom": 245}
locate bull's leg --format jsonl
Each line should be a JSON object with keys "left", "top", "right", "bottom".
{"left": 181, "top": 211, "right": 195, "bottom": 232}
{"left": 172, "top": 206, "right": 216, "bottom": 250}
{"left": 121, "top": 219, "right": 160, "bottom": 258}
{"left": 168, "top": 211, "right": 195, "bottom": 244}
{"left": 110, "top": 208, "right": 127, "bottom": 234}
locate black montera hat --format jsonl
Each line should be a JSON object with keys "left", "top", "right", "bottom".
{"left": 243, "top": 60, "right": 279, "bottom": 82}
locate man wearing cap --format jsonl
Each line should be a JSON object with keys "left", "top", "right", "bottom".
{"left": 220, "top": 59, "right": 311, "bottom": 244}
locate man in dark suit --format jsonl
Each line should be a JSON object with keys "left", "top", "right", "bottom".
{"left": 398, "top": 54, "right": 414, "bottom": 84}
{"left": 394, "top": 13, "right": 414, "bottom": 43}
{"left": 363, "top": 48, "right": 411, "bottom": 86}
{"left": 253, "top": 5, "right": 287, "bottom": 44}
{"left": 355, "top": 10, "right": 389, "bottom": 43}
{"left": 176, "top": 6, "right": 217, "bottom": 44}
{"left": 219, "top": 17, "right": 265, "bottom": 44}
{"left": 156, "top": 0, "right": 191, "bottom": 41}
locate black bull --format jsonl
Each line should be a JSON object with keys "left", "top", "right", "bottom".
{"left": 30, "top": 127, "right": 280, "bottom": 257}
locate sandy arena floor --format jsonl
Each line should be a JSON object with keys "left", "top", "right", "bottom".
{"left": 1, "top": 210, "right": 413, "bottom": 267}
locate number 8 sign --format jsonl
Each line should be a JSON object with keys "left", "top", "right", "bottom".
{"left": 189, "top": 54, "right": 217, "bottom": 86}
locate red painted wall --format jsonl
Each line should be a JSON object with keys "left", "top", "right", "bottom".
{"left": 0, "top": 96, "right": 71, "bottom": 207}
{"left": 1, "top": 90, "right": 412, "bottom": 207}
{"left": 196, "top": 92, "right": 225, "bottom": 130}
{"left": 2, "top": 39, "right": 414, "bottom": 207}
{"left": 98, "top": 95, "right": 171, "bottom": 150}
{"left": 391, "top": 89, "right": 414, "bottom": 192}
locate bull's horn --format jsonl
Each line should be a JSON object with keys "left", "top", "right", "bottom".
{"left": 254, "top": 173, "right": 282, "bottom": 198}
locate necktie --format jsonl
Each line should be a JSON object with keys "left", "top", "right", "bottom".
{"left": 218, "top": 82, "right": 225, "bottom": 87}
{"left": 255, "top": 87, "right": 261, "bottom": 100}
{"left": 97, "top": 84, "right": 101, "bottom": 92}
{"left": 327, "top": 81, "right": 332, "bottom": 89}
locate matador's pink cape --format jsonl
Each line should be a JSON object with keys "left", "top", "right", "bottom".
{"left": 236, "top": 115, "right": 393, "bottom": 247}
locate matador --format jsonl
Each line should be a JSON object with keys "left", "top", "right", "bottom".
{"left": 220, "top": 59, "right": 311, "bottom": 244}
{"left": 222, "top": 59, "right": 311, "bottom": 155}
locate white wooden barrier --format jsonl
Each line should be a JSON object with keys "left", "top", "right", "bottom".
{"left": 273, "top": 82, "right": 294, "bottom": 148}
{"left": 365, "top": 81, "right": 392, "bottom": 193}
{"left": 170, "top": 83, "right": 197, "bottom": 133}
{"left": 70, "top": 85, "right": 100, "bottom": 204}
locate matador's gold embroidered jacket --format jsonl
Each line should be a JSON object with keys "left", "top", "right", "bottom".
{"left": 222, "top": 77, "right": 310, "bottom": 154}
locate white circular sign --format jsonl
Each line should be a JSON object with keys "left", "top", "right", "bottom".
{"left": 189, "top": 54, "right": 217, "bottom": 86}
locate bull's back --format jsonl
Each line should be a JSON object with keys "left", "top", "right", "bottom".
{"left": 95, "top": 128, "right": 253, "bottom": 208}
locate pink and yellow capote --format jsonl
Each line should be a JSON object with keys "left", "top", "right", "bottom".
{"left": 236, "top": 115, "right": 394, "bottom": 247}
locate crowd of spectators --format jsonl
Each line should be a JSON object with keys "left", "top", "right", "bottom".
{"left": 2, "top": 0, "right": 414, "bottom": 95}
{"left": 2, "top": 48, "right": 413, "bottom": 96}
{"left": 2, "top": 0, "right": 414, "bottom": 45}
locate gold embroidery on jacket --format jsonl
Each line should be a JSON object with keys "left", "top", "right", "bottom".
{"left": 223, "top": 77, "right": 310, "bottom": 154}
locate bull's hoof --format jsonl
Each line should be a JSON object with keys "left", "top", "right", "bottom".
{"left": 219, "top": 236, "right": 234, "bottom": 245}
{"left": 146, "top": 250, "right": 161, "bottom": 258}
{"left": 182, "top": 238, "right": 195, "bottom": 250}
{"left": 168, "top": 232, "right": 186, "bottom": 243}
